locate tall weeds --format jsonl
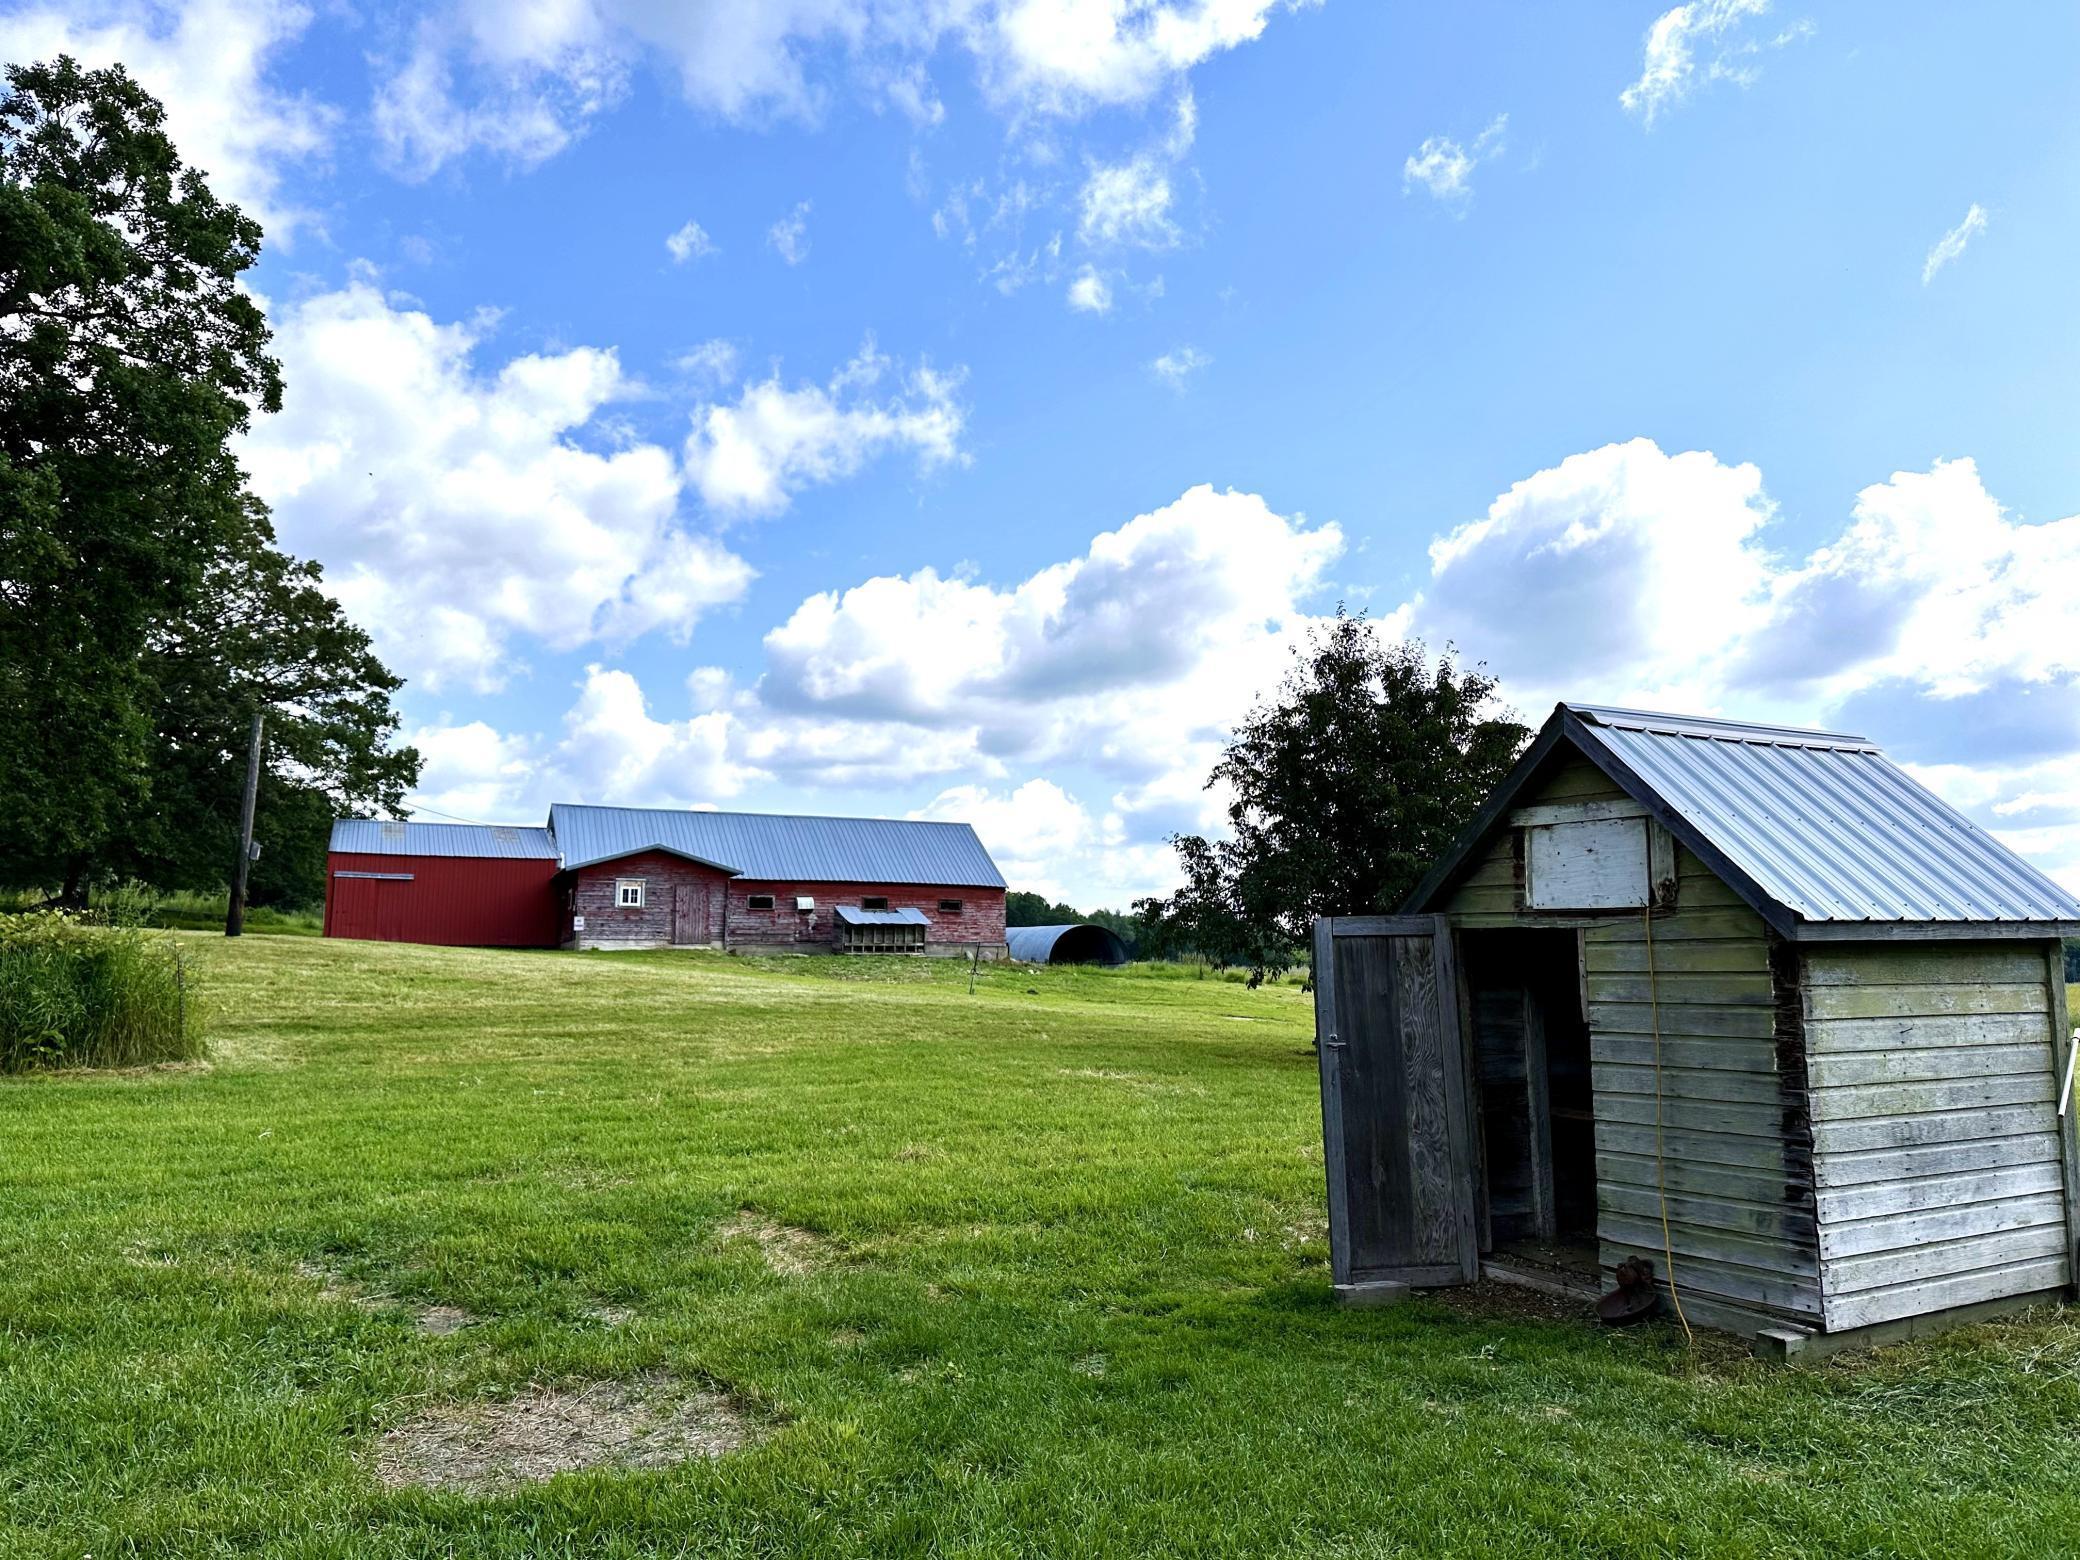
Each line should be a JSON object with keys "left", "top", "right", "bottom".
{"left": 0, "top": 914, "right": 203, "bottom": 1071}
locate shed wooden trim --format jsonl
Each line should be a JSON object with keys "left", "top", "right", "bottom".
{"left": 1792, "top": 919, "right": 2080, "bottom": 942}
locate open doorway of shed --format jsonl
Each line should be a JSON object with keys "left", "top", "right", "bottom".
{"left": 1460, "top": 929, "right": 1597, "bottom": 1286}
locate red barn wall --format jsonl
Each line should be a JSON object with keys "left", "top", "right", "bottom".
{"left": 323, "top": 853, "right": 561, "bottom": 947}
{"left": 562, "top": 861, "right": 1006, "bottom": 952}
{"left": 564, "top": 852, "right": 733, "bottom": 949}
{"left": 725, "top": 880, "right": 1007, "bottom": 952}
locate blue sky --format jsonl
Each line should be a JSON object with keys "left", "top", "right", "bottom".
{"left": 12, "top": 1, "right": 2080, "bottom": 904}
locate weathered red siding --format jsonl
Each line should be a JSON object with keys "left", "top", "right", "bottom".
{"left": 563, "top": 852, "right": 733, "bottom": 949}
{"left": 725, "top": 880, "right": 1007, "bottom": 952}
{"left": 323, "top": 853, "right": 561, "bottom": 947}
{"left": 561, "top": 861, "right": 1007, "bottom": 952}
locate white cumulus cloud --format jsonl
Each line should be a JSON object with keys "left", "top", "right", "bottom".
{"left": 400, "top": 441, "right": 2080, "bottom": 904}
{"left": 239, "top": 277, "right": 754, "bottom": 694}
{"left": 370, "top": 1, "right": 1306, "bottom": 177}
{"left": 0, "top": 0, "right": 333, "bottom": 239}
{"left": 911, "top": 778, "right": 1095, "bottom": 899}
{"left": 682, "top": 338, "right": 967, "bottom": 517}
{"left": 1402, "top": 439, "right": 2080, "bottom": 890}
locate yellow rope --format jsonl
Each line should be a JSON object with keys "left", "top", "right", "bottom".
{"left": 1645, "top": 904, "right": 1693, "bottom": 1344}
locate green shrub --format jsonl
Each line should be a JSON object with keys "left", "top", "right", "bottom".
{"left": 0, "top": 914, "right": 203, "bottom": 1072}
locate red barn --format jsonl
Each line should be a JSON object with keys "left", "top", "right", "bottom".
{"left": 323, "top": 821, "right": 562, "bottom": 947}
{"left": 324, "top": 807, "right": 1008, "bottom": 956}
{"left": 547, "top": 804, "right": 1007, "bottom": 954}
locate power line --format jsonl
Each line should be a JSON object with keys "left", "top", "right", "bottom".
{"left": 403, "top": 798, "right": 499, "bottom": 826}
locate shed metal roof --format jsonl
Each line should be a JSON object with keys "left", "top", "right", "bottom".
{"left": 329, "top": 819, "right": 560, "bottom": 860}
{"left": 547, "top": 804, "right": 1007, "bottom": 888}
{"left": 1408, "top": 703, "right": 2080, "bottom": 936}
{"left": 833, "top": 905, "right": 931, "bottom": 926}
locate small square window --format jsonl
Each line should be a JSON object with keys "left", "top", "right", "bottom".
{"left": 938, "top": 899, "right": 963, "bottom": 914}
{"left": 616, "top": 879, "right": 645, "bottom": 908}
{"left": 747, "top": 893, "right": 775, "bottom": 910}
{"left": 861, "top": 896, "right": 889, "bottom": 911}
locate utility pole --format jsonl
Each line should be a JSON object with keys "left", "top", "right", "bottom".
{"left": 226, "top": 710, "right": 264, "bottom": 937}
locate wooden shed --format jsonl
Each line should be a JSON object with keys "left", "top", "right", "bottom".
{"left": 1313, "top": 704, "right": 2080, "bottom": 1356}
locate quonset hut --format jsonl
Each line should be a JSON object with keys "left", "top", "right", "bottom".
{"left": 1312, "top": 704, "right": 2080, "bottom": 1357}
{"left": 1006, "top": 923, "right": 1131, "bottom": 965}
{"left": 325, "top": 806, "right": 1008, "bottom": 957}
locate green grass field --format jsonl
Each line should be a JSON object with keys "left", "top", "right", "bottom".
{"left": 6, "top": 935, "right": 2080, "bottom": 1557}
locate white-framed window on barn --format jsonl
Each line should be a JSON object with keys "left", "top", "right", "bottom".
{"left": 939, "top": 899, "right": 963, "bottom": 914}
{"left": 861, "top": 896, "right": 889, "bottom": 911}
{"left": 616, "top": 879, "right": 645, "bottom": 908}
{"left": 747, "top": 893, "right": 776, "bottom": 910}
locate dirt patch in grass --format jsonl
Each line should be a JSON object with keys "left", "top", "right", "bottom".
{"left": 1437, "top": 1278, "right": 1597, "bottom": 1327}
{"left": 716, "top": 1211, "right": 828, "bottom": 1276}
{"left": 297, "top": 1260, "right": 476, "bottom": 1335}
{"left": 415, "top": 1305, "right": 475, "bottom": 1336}
{"left": 373, "top": 1374, "right": 755, "bottom": 1493}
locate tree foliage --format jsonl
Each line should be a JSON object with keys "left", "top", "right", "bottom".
{"left": 1136, "top": 610, "right": 1528, "bottom": 982}
{"left": 0, "top": 58, "right": 415, "bottom": 904}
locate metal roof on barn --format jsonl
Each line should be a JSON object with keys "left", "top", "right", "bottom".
{"left": 1408, "top": 703, "right": 2080, "bottom": 935}
{"left": 547, "top": 804, "right": 1008, "bottom": 888}
{"left": 329, "top": 820, "right": 560, "bottom": 859}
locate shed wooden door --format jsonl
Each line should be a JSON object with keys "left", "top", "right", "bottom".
{"left": 1313, "top": 915, "right": 1480, "bottom": 1289}
{"left": 671, "top": 885, "right": 705, "bottom": 945}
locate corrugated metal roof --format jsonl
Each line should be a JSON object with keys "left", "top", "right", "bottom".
{"left": 833, "top": 905, "right": 931, "bottom": 926}
{"left": 330, "top": 819, "right": 560, "bottom": 859}
{"left": 548, "top": 804, "right": 1007, "bottom": 887}
{"left": 1566, "top": 704, "right": 2080, "bottom": 925}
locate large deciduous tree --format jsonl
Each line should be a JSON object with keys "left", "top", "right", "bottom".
{"left": 1136, "top": 610, "right": 1527, "bottom": 982}
{"left": 0, "top": 57, "right": 415, "bottom": 903}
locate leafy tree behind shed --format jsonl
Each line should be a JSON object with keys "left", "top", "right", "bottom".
{"left": 1137, "top": 610, "right": 1527, "bottom": 982}
{"left": 0, "top": 57, "right": 414, "bottom": 904}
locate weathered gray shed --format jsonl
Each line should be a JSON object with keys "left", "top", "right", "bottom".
{"left": 1313, "top": 703, "right": 2080, "bottom": 1356}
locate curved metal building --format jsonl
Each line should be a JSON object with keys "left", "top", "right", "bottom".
{"left": 1006, "top": 923, "right": 1130, "bottom": 965}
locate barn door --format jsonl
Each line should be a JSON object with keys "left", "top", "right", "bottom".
{"left": 671, "top": 886, "right": 704, "bottom": 946}
{"left": 1313, "top": 915, "right": 1480, "bottom": 1291}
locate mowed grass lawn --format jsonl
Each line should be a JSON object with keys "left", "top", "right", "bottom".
{"left": 7, "top": 939, "right": 2080, "bottom": 1557}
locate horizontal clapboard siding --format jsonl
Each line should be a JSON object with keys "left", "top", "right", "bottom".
{"left": 1584, "top": 848, "right": 1821, "bottom": 1324}
{"left": 1804, "top": 941, "right": 2071, "bottom": 1332}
